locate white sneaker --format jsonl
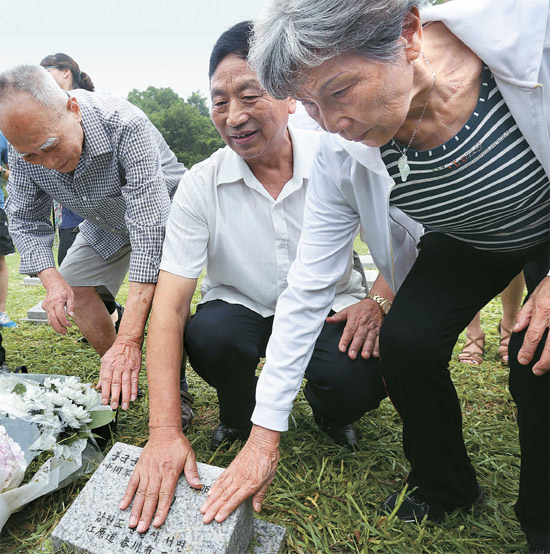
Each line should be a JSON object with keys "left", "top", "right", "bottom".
{"left": 0, "top": 312, "right": 17, "bottom": 328}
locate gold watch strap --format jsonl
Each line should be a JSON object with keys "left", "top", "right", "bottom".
{"left": 365, "top": 292, "right": 392, "bottom": 315}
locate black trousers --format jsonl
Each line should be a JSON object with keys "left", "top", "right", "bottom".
{"left": 379, "top": 233, "right": 549, "bottom": 538}
{"left": 184, "top": 300, "right": 387, "bottom": 431}
{"left": 0, "top": 331, "right": 5, "bottom": 365}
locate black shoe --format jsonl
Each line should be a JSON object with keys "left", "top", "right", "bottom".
{"left": 114, "top": 303, "right": 124, "bottom": 334}
{"left": 527, "top": 531, "right": 550, "bottom": 554}
{"left": 314, "top": 414, "right": 360, "bottom": 450}
{"left": 382, "top": 485, "right": 483, "bottom": 524}
{"left": 210, "top": 423, "right": 249, "bottom": 451}
{"left": 382, "top": 491, "right": 445, "bottom": 523}
{"left": 180, "top": 390, "right": 194, "bottom": 433}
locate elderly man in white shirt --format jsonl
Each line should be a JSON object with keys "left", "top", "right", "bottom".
{"left": 120, "top": 21, "right": 390, "bottom": 534}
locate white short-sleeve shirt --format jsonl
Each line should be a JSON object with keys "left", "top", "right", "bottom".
{"left": 160, "top": 126, "right": 365, "bottom": 317}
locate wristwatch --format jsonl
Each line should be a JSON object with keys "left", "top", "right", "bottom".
{"left": 365, "top": 292, "right": 392, "bottom": 315}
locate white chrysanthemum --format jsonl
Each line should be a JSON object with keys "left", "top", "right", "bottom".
{"left": 80, "top": 384, "right": 101, "bottom": 412}
{"left": 58, "top": 385, "right": 86, "bottom": 405}
{"left": 0, "top": 390, "right": 29, "bottom": 418}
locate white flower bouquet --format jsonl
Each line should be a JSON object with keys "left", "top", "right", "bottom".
{"left": 0, "top": 372, "right": 116, "bottom": 531}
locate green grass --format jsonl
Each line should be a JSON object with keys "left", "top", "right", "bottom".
{"left": 0, "top": 252, "right": 530, "bottom": 553}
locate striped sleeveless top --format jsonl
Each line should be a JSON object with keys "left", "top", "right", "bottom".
{"left": 384, "top": 66, "right": 550, "bottom": 251}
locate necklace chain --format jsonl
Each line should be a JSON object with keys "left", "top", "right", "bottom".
{"left": 393, "top": 52, "right": 437, "bottom": 182}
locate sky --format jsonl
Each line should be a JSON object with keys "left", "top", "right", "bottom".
{"left": 2, "top": 0, "right": 272, "bottom": 102}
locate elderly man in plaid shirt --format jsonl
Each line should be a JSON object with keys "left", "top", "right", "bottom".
{"left": 0, "top": 65, "right": 187, "bottom": 412}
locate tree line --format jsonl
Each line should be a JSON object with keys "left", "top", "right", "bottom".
{"left": 127, "top": 87, "right": 224, "bottom": 169}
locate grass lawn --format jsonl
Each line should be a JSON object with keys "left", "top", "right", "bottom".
{"left": 0, "top": 251, "right": 530, "bottom": 553}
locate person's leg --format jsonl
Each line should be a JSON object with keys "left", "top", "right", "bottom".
{"left": 508, "top": 246, "right": 549, "bottom": 550}
{"left": 0, "top": 256, "right": 8, "bottom": 314}
{"left": 184, "top": 300, "right": 272, "bottom": 432}
{"left": 379, "top": 233, "right": 526, "bottom": 514}
{"left": 304, "top": 317, "right": 386, "bottom": 443}
{"left": 72, "top": 287, "right": 116, "bottom": 355}
{"left": 0, "top": 331, "right": 5, "bottom": 367}
{"left": 498, "top": 271, "right": 525, "bottom": 364}
{"left": 458, "top": 311, "right": 485, "bottom": 365}
{"left": 57, "top": 227, "right": 79, "bottom": 266}
{"left": 0, "top": 208, "right": 16, "bottom": 328}
{"left": 59, "top": 233, "right": 130, "bottom": 357}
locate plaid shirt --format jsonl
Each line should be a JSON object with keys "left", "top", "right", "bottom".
{"left": 6, "top": 90, "right": 186, "bottom": 282}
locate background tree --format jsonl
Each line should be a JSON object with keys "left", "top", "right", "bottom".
{"left": 127, "top": 86, "right": 224, "bottom": 168}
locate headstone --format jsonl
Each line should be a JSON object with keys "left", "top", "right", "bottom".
{"left": 359, "top": 255, "right": 379, "bottom": 288}
{"left": 51, "top": 442, "right": 286, "bottom": 554}
{"left": 365, "top": 270, "right": 379, "bottom": 289}
{"left": 22, "top": 276, "right": 43, "bottom": 286}
{"left": 359, "top": 254, "right": 376, "bottom": 270}
{"left": 26, "top": 300, "right": 48, "bottom": 324}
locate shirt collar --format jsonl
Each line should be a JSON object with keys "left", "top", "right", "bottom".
{"left": 73, "top": 90, "right": 115, "bottom": 160}
{"left": 216, "top": 125, "right": 316, "bottom": 189}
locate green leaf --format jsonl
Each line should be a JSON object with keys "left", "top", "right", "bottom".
{"left": 87, "top": 408, "right": 116, "bottom": 430}
{"left": 12, "top": 383, "right": 26, "bottom": 395}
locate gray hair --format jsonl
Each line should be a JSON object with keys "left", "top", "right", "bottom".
{"left": 0, "top": 64, "right": 68, "bottom": 112}
{"left": 249, "top": 0, "right": 430, "bottom": 99}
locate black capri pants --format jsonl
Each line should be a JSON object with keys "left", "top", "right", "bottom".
{"left": 379, "top": 232, "right": 549, "bottom": 539}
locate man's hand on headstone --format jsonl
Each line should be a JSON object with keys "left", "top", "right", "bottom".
{"left": 39, "top": 268, "right": 74, "bottom": 335}
{"left": 98, "top": 337, "right": 142, "bottom": 410}
{"left": 326, "top": 298, "right": 383, "bottom": 360}
{"left": 515, "top": 275, "right": 550, "bottom": 375}
{"left": 200, "top": 425, "right": 280, "bottom": 523}
{"left": 119, "top": 428, "right": 202, "bottom": 533}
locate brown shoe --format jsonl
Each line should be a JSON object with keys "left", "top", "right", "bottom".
{"left": 180, "top": 390, "right": 194, "bottom": 433}
{"left": 458, "top": 333, "right": 485, "bottom": 365}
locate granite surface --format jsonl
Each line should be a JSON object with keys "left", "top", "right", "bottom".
{"left": 22, "top": 276, "right": 42, "bottom": 286}
{"left": 26, "top": 300, "right": 48, "bottom": 324}
{"left": 51, "top": 442, "right": 285, "bottom": 553}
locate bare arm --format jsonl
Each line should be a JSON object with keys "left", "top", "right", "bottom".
{"left": 98, "top": 281, "right": 156, "bottom": 410}
{"left": 120, "top": 271, "right": 202, "bottom": 532}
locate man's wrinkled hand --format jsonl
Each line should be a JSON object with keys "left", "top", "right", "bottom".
{"left": 42, "top": 277, "right": 74, "bottom": 335}
{"left": 119, "top": 430, "right": 202, "bottom": 533}
{"left": 515, "top": 276, "right": 550, "bottom": 375}
{"left": 326, "top": 298, "right": 383, "bottom": 359}
{"left": 98, "top": 337, "right": 142, "bottom": 410}
{"left": 200, "top": 426, "right": 280, "bottom": 523}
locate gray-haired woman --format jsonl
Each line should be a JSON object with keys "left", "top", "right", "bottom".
{"left": 200, "top": 1, "right": 550, "bottom": 552}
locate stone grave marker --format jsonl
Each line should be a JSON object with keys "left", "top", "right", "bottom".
{"left": 51, "top": 442, "right": 286, "bottom": 553}
{"left": 22, "top": 276, "right": 42, "bottom": 286}
{"left": 26, "top": 300, "right": 48, "bottom": 324}
{"left": 359, "top": 255, "right": 379, "bottom": 289}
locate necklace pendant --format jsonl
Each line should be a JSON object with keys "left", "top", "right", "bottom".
{"left": 397, "top": 154, "right": 410, "bottom": 182}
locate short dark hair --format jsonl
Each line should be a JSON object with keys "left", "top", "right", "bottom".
{"left": 208, "top": 21, "right": 253, "bottom": 79}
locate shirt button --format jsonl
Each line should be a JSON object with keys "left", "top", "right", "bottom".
{"left": 279, "top": 242, "right": 285, "bottom": 248}
{"left": 82, "top": 196, "right": 87, "bottom": 201}
{"left": 281, "top": 281, "right": 288, "bottom": 288}
{"left": 95, "top": 216, "right": 101, "bottom": 220}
